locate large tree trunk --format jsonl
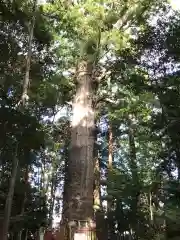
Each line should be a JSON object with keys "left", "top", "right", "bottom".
{"left": 62, "top": 60, "right": 95, "bottom": 238}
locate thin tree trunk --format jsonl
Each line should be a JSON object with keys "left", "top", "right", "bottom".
{"left": 39, "top": 227, "right": 44, "bottom": 240}
{"left": 128, "top": 116, "right": 139, "bottom": 239}
{"left": 2, "top": 2, "right": 37, "bottom": 239}
{"left": 149, "top": 191, "right": 154, "bottom": 224}
{"left": 20, "top": 0, "right": 37, "bottom": 105}
{"left": 24, "top": 229, "right": 28, "bottom": 240}
{"left": 61, "top": 141, "right": 69, "bottom": 240}
{"left": 129, "top": 228, "right": 133, "bottom": 240}
{"left": 94, "top": 157, "right": 102, "bottom": 210}
{"left": 2, "top": 145, "right": 19, "bottom": 240}
{"left": 63, "top": 60, "right": 95, "bottom": 238}
{"left": 94, "top": 156, "right": 106, "bottom": 240}
{"left": 17, "top": 165, "right": 29, "bottom": 240}
{"left": 61, "top": 142, "right": 69, "bottom": 221}
{"left": 94, "top": 129, "right": 102, "bottom": 211}
{"left": 40, "top": 150, "right": 47, "bottom": 209}
{"left": 49, "top": 161, "right": 58, "bottom": 228}
{"left": 107, "top": 123, "right": 113, "bottom": 212}
{"left": 128, "top": 117, "right": 138, "bottom": 183}
{"left": 107, "top": 123, "right": 113, "bottom": 240}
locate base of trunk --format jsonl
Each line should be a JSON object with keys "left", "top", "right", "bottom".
{"left": 59, "top": 220, "right": 96, "bottom": 240}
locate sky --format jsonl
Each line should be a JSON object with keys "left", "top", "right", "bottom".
{"left": 170, "top": 0, "right": 180, "bottom": 10}
{"left": 38, "top": 0, "right": 180, "bottom": 10}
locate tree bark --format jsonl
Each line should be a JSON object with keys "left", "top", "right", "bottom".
{"left": 128, "top": 117, "right": 138, "bottom": 183}
{"left": 20, "top": 0, "right": 37, "bottom": 105}
{"left": 149, "top": 191, "right": 154, "bottom": 224}
{"left": 62, "top": 60, "right": 95, "bottom": 237}
{"left": 128, "top": 116, "right": 140, "bottom": 239}
{"left": 107, "top": 123, "right": 113, "bottom": 212}
{"left": 2, "top": 145, "right": 18, "bottom": 240}
{"left": 94, "top": 157, "right": 102, "bottom": 211}
{"left": 17, "top": 164, "right": 29, "bottom": 240}
{"left": 94, "top": 156, "right": 106, "bottom": 240}
{"left": 2, "top": 2, "right": 37, "bottom": 238}
{"left": 107, "top": 123, "right": 113, "bottom": 240}
{"left": 24, "top": 229, "right": 28, "bottom": 240}
{"left": 49, "top": 160, "right": 58, "bottom": 228}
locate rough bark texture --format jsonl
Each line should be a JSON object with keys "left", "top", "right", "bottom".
{"left": 63, "top": 60, "right": 95, "bottom": 224}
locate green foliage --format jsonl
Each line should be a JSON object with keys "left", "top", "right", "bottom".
{"left": 1, "top": 0, "right": 180, "bottom": 239}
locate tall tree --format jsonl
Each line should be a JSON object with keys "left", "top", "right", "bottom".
{"left": 1, "top": 1, "right": 37, "bottom": 239}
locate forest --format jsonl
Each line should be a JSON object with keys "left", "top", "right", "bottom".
{"left": 0, "top": 0, "right": 180, "bottom": 239}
